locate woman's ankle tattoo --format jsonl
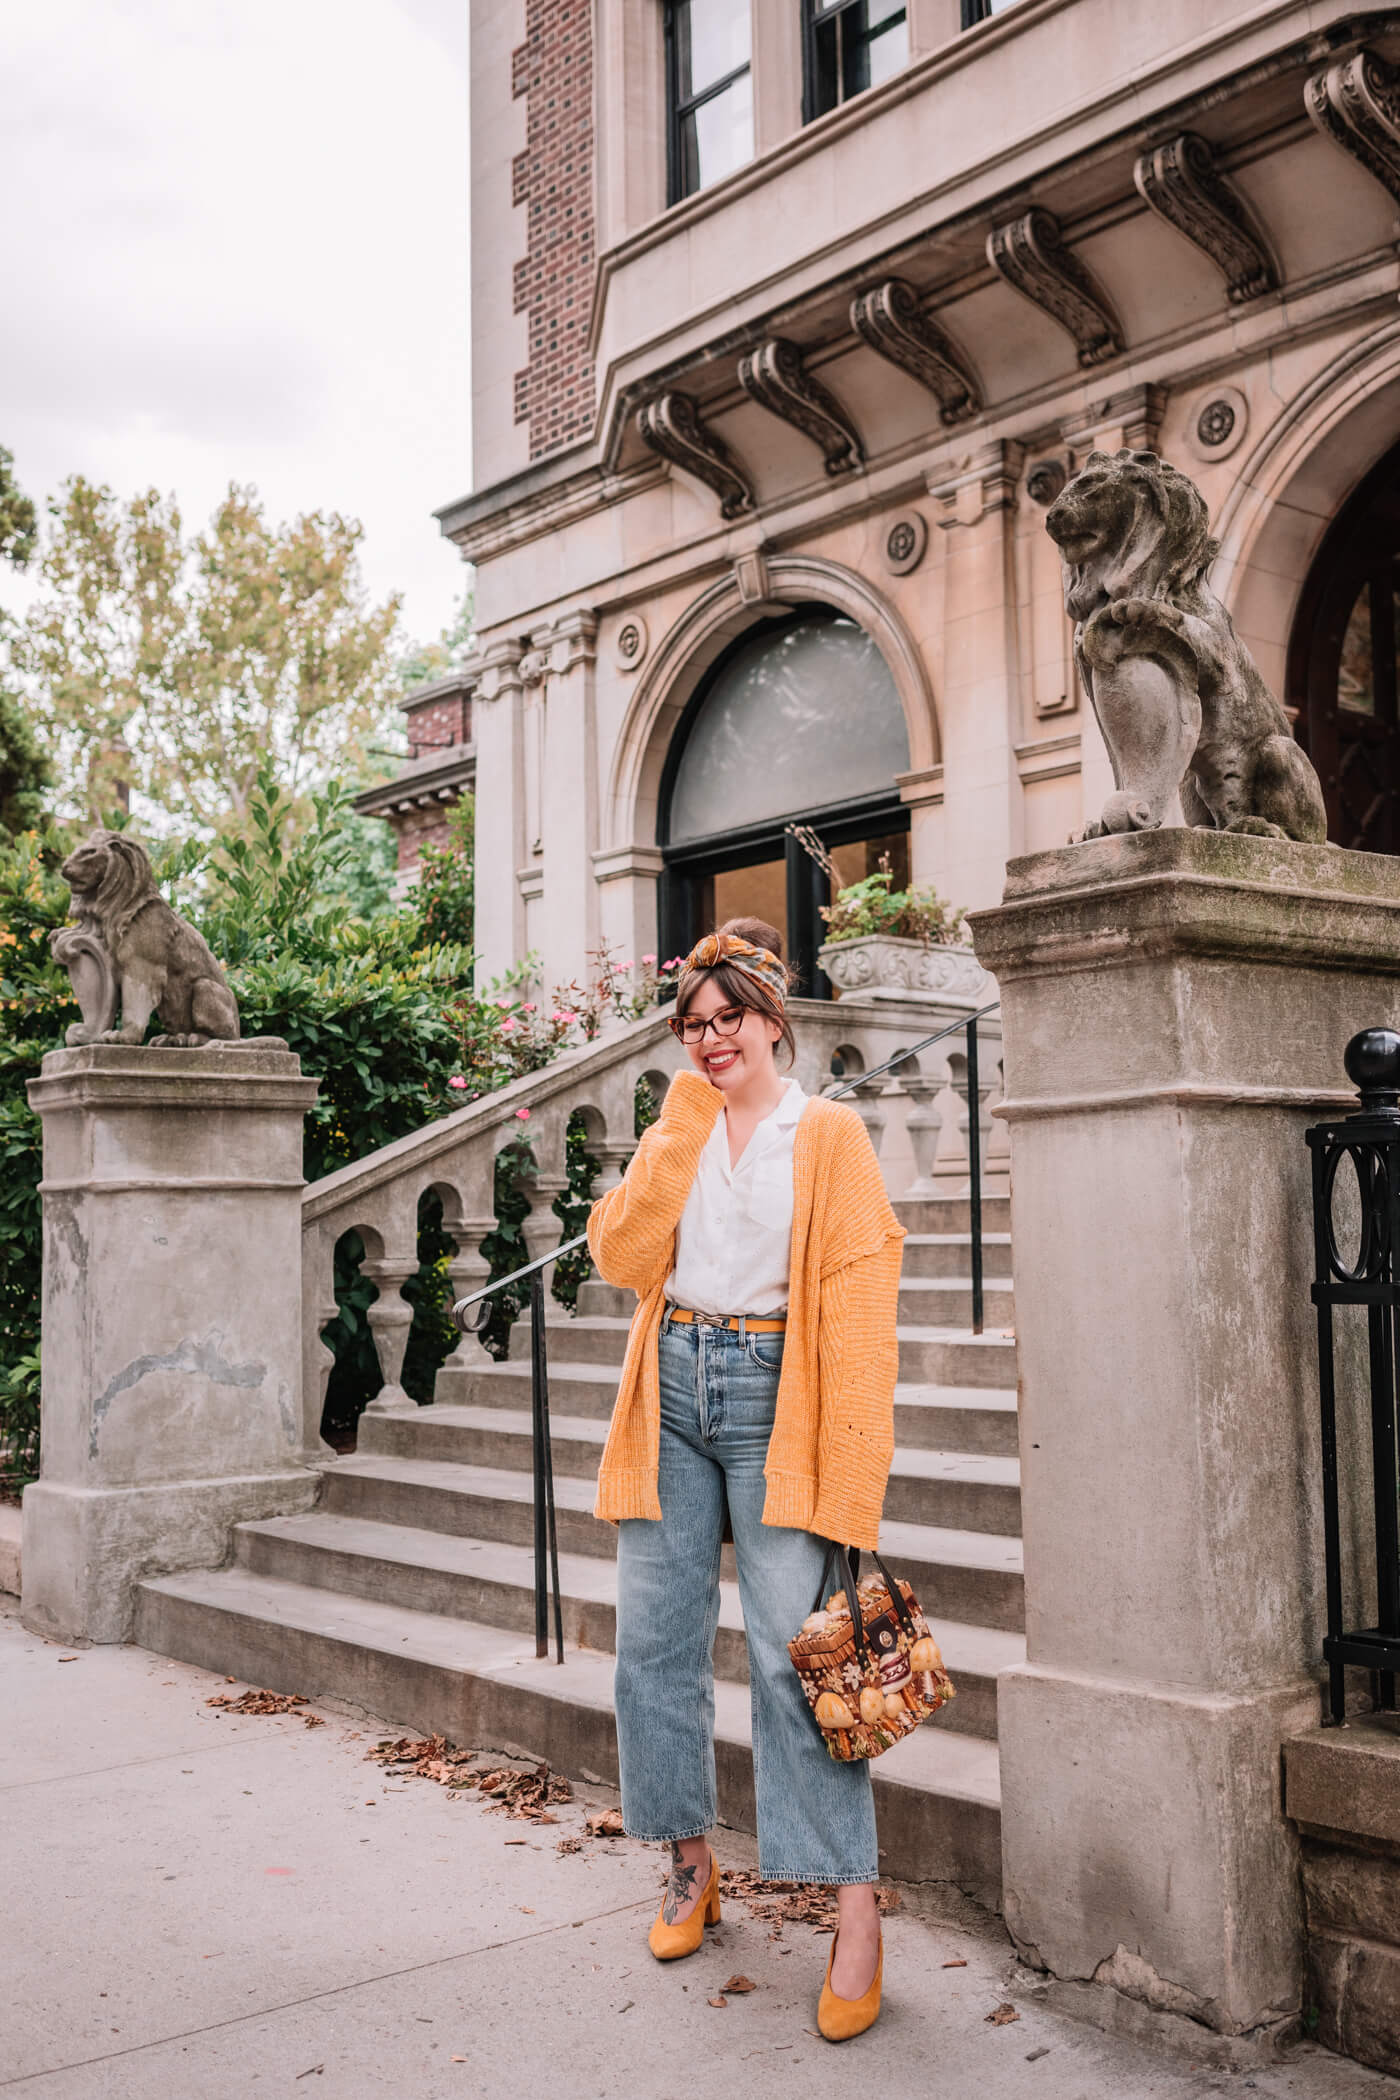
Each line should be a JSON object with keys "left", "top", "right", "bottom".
{"left": 662, "top": 1842, "right": 702, "bottom": 1923}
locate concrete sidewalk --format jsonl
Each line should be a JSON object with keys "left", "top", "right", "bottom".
{"left": 1, "top": 1596, "right": 1392, "bottom": 2100}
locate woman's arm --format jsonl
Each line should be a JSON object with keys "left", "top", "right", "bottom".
{"left": 585, "top": 1067, "right": 724, "bottom": 1291}
{"left": 812, "top": 1113, "right": 906, "bottom": 1551}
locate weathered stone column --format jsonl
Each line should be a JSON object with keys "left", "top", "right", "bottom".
{"left": 971, "top": 829, "right": 1400, "bottom": 2044}
{"left": 22, "top": 1044, "right": 321, "bottom": 1645}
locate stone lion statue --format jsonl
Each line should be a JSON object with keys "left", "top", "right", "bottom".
{"left": 52, "top": 831, "right": 245, "bottom": 1048}
{"left": 1045, "top": 449, "right": 1327, "bottom": 843}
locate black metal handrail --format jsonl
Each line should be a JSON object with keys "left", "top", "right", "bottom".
{"left": 451, "top": 999, "right": 1001, "bottom": 1662}
{"left": 1307, "top": 1026, "right": 1400, "bottom": 1724}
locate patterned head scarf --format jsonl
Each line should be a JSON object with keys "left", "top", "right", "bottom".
{"left": 680, "top": 931, "right": 788, "bottom": 1009}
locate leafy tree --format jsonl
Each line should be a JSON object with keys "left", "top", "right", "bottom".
{"left": 14, "top": 478, "right": 402, "bottom": 833}
{"left": 0, "top": 446, "right": 36, "bottom": 571}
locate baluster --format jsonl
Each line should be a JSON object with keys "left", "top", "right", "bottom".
{"left": 933, "top": 1056, "right": 971, "bottom": 1188}
{"left": 985, "top": 1054, "right": 1013, "bottom": 1193}
{"left": 899, "top": 1071, "right": 945, "bottom": 1200}
{"left": 590, "top": 1138, "right": 634, "bottom": 1193}
{"left": 847, "top": 1074, "right": 889, "bottom": 1161}
{"left": 362, "top": 1258, "right": 418, "bottom": 1414}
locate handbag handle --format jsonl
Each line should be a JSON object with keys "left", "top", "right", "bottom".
{"left": 809, "top": 1542, "right": 919, "bottom": 1656}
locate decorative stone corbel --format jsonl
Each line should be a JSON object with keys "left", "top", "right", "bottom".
{"left": 546, "top": 608, "right": 599, "bottom": 677}
{"left": 927, "top": 439, "right": 1024, "bottom": 530}
{"left": 1133, "top": 132, "right": 1276, "bottom": 305}
{"left": 1060, "top": 383, "right": 1167, "bottom": 461}
{"left": 636, "top": 391, "right": 754, "bottom": 520}
{"left": 1305, "top": 46, "right": 1400, "bottom": 207}
{"left": 850, "top": 279, "right": 980, "bottom": 425}
{"left": 986, "top": 209, "right": 1123, "bottom": 369}
{"left": 737, "top": 338, "right": 863, "bottom": 477}
{"left": 474, "top": 638, "right": 525, "bottom": 705}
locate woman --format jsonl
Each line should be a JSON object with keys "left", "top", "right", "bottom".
{"left": 586, "top": 917, "right": 906, "bottom": 2043}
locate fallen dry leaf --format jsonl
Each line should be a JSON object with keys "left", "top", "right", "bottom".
{"left": 707, "top": 1997, "right": 728, "bottom": 2009}
{"left": 986, "top": 2003, "right": 1020, "bottom": 2026}
{"left": 716, "top": 1870, "right": 900, "bottom": 1941}
{"left": 942, "top": 1958, "right": 968, "bottom": 1969}
{"left": 363, "top": 1738, "right": 572, "bottom": 1821}
{"left": 585, "top": 1807, "right": 625, "bottom": 1837}
{"left": 450, "top": 2055, "right": 467, "bottom": 2064}
{"left": 556, "top": 1836, "right": 584, "bottom": 1856}
{"left": 206, "top": 1688, "right": 311, "bottom": 1717}
{"left": 723, "top": 1976, "right": 756, "bottom": 1994}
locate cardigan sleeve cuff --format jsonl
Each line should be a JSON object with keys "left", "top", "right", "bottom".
{"left": 593, "top": 1468, "right": 664, "bottom": 1525}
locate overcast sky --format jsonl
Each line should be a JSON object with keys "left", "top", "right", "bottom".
{"left": 0, "top": 0, "right": 470, "bottom": 648}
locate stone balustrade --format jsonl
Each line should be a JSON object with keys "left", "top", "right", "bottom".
{"left": 299, "top": 989, "right": 1004, "bottom": 1440}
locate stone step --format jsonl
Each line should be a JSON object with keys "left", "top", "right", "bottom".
{"left": 321, "top": 1456, "right": 1026, "bottom": 1630}
{"left": 901, "top": 1233, "right": 1013, "bottom": 1279}
{"left": 232, "top": 1512, "right": 1023, "bottom": 1741}
{"left": 897, "top": 1277, "right": 1015, "bottom": 1329}
{"left": 434, "top": 1362, "right": 1019, "bottom": 1454}
{"left": 133, "top": 1565, "right": 1003, "bottom": 1905}
{"left": 892, "top": 1194, "right": 1011, "bottom": 1236}
{"left": 497, "top": 1313, "right": 1016, "bottom": 1389}
{"left": 359, "top": 1407, "right": 1020, "bottom": 1534}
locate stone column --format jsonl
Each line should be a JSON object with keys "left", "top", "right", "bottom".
{"left": 970, "top": 830, "right": 1400, "bottom": 2043}
{"left": 22, "top": 1045, "right": 321, "bottom": 1646}
{"left": 471, "top": 638, "right": 527, "bottom": 992}
{"left": 538, "top": 609, "right": 601, "bottom": 995}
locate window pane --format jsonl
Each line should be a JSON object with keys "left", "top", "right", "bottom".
{"left": 1339, "top": 586, "right": 1375, "bottom": 715}
{"left": 682, "top": 71, "right": 753, "bottom": 195}
{"left": 674, "top": 0, "right": 750, "bottom": 100}
{"left": 701, "top": 858, "right": 789, "bottom": 952}
{"left": 864, "top": 14, "right": 908, "bottom": 87}
{"left": 670, "top": 615, "right": 911, "bottom": 842}
{"left": 829, "top": 831, "right": 910, "bottom": 893}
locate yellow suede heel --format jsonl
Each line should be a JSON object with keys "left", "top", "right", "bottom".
{"left": 648, "top": 1849, "right": 721, "bottom": 1961}
{"left": 817, "top": 1929, "right": 883, "bottom": 2041}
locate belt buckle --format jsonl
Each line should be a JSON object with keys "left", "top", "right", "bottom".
{"left": 692, "top": 1309, "right": 726, "bottom": 1327}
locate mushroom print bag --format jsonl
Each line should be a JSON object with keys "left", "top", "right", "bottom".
{"left": 788, "top": 1544, "right": 955, "bottom": 1761}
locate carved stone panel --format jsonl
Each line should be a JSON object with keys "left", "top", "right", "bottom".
{"left": 635, "top": 391, "right": 754, "bottom": 519}
{"left": 737, "top": 337, "right": 863, "bottom": 477}
{"left": 849, "top": 279, "right": 980, "bottom": 425}
{"left": 1305, "top": 47, "right": 1400, "bottom": 208}
{"left": 1133, "top": 132, "right": 1276, "bottom": 305}
{"left": 986, "top": 208, "right": 1123, "bottom": 369}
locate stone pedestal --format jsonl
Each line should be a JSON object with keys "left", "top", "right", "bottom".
{"left": 970, "top": 830, "right": 1400, "bottom": 2043}
{"left": 21, "top": 1045, "right": 322, "bottom": 1645}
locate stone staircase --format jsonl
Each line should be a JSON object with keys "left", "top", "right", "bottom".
{"left": 135, "top": 1187, "right": 1022, "bottom": 1910}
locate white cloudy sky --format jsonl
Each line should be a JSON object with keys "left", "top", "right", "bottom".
{"left": 0, "top": 0, "right": 470, "bottom": 647}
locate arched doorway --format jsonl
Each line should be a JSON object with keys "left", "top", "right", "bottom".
{"left": 1289, "top": 437, "right": 1400, "bottom": 854}
{"left": 657, "top": 607, "right": 912, "bottom": 993}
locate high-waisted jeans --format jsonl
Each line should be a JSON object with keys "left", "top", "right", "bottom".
{"left": 613, "top": 1308, "right": 879, "bottom": 1884}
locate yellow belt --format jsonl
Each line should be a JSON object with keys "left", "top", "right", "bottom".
{"left": 664, "top": 1305, "right": 787, "bottom": 1333}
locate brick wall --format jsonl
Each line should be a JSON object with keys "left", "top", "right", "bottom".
{"left": 391, "top": 803, "right": 455, "bottom": 875}
{"left": 511, "top": 0, "right": 597, "bottom": 458}
{"left": 404, "top": 690, "right": 472, "bottom": 761}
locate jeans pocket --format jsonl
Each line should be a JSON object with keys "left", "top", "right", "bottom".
{"left": 745, "top": 1331, "right": 786, "bottom": 1371}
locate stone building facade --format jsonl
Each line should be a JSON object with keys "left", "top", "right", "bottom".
{"left": 354, "top": 670, "right": 475, "bottom": 882}
{"left": 428, "top": 0, "right": 1400, "bottom": 1000}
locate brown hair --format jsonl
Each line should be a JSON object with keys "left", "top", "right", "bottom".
{"left": 675, "top": 915, "right": 798, "bottom": 1069}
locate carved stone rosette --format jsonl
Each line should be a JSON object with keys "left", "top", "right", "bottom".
{"left": 849, "top": 279, "right": 980, "bottom": 425}
{"left": 1133, "top": 132, "right": 1276, "bottom": 304}
{"left": 737, "top": 337, "right": 863, "bottom": 476}
{"left": 986, "top": 208, "right": 1123, "bottom": 369}
{"left": 635, "top": 391, "right": 754, "bottom": 519}
{"left": 1305, "top": 46, "right": 1400, "bottom": 207}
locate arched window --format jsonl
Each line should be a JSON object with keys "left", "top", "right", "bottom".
{"left": 658, "top": 609, "right": 912, "bottom": 993}
{"left": 1290, "top": 440, "right": 1400, "bottom": 854}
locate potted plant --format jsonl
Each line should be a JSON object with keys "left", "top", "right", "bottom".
{"left": 792, "top": 832, "right": 992, "bottom": 1004}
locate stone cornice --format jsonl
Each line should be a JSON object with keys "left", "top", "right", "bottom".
{"left": 353, "top": 747, "right": 475, "bottom": 817}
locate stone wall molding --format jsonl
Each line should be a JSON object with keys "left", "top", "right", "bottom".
{"left": 473, "top": 638, "right": 526, "bottom": 705}
{"left": 602, "top": 553, "right": 937, "bottom": 858}
{"left": 927, "top": 439, "right": 1023, "bottom": 528}
{"left": 850, "top": 278, "right": 980, "bottom": 425}
{"left": 736, "top": 337, "right": 864, "bottom": 476}
{"left": 636, "top": 391, "right": 754, "bottom": 519}
{"left": 1133, "top": 131, "right": 1277, "bottom": 304}
{"left": 986, "top": 207, "right": 1123, "bottom": 368}
{"left": 1305, "top": 46, "right": 1400, "bottom": 208}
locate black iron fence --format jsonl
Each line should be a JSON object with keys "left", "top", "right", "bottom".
{"left": 1307, "top": 1027, "right": 1400, "bottom": 1724}
{"left": 451, "top": 1001, "right": 1002, "bottom": 1663}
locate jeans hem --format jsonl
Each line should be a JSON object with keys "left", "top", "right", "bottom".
{"left": 758, "top": 1867, "right": 880, "bottom": 1886}
{"left": 625, "top": 1824, "right": 712, "bottom": 1844}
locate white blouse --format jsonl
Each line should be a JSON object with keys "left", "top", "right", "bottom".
{"left": 664, "top": 1075, "right": 809, "bottom": 1317}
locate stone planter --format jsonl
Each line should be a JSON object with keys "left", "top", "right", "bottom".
{"left": 816, "top": 934, "right": 994, "bottom": 1006}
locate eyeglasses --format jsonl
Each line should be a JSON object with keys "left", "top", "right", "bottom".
{"left": 668, "top": 1004, "right": 747, "bottom": 1045}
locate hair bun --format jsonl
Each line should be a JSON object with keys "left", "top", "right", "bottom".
{"left": 717, "top": 915, "right": 785, "bottom": 963}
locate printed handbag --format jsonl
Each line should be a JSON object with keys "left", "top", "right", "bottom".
{"left": 787, "top": 1541, "right": 955, "bottom": 1762}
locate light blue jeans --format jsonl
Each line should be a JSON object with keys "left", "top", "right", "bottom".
{"left": 613, "top": 1308, "right": 879, "bottom": 1884}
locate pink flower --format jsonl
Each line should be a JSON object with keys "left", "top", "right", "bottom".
{"left": 448, "top": 1075, "right": 468, "bottom": 1090}
{"left": 550, "top": 1008, "right": 574, "bottom": 1024}
{"left": 494, "top": 997, "right": 511, "bottom": 1008}
{"left": 663, "top": 956, "right": 683, "bottom": 969}
{"left": 642, "top": 953, "right": 657, "bottom": 965}
{"left": 620, "top": 958, "right": 634, "bottom": 971}
{"left": 515, "top": 1107, "right": 531, "bottom": 1120}
{"left": 521, "top": 1002, "right": 536, "bottom": 1012}
{"left": 500, "top": 1016, "right": 518, "bottom": 1032}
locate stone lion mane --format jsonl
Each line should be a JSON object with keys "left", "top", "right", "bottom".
{"left": 55, "top": 830, "right": 243, "bottom": 1048}
{"left": 1045, "top": 448, "right": 1327, "bottom": 845}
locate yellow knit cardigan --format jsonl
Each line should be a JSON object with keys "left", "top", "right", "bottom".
{"left": 586, "top": 1067, "right": 906, "bottom": 1550}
